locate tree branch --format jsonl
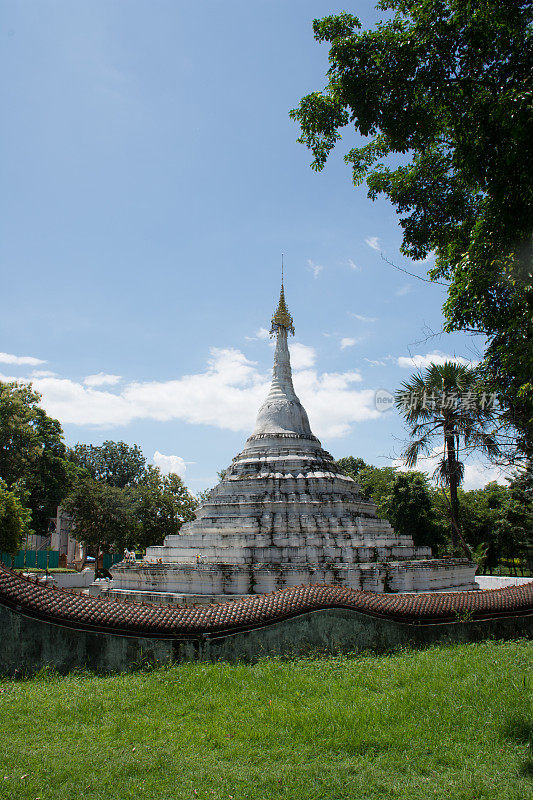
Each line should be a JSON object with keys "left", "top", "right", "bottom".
{"left": 380, "top": 253, "right": 449, "bottom": 286}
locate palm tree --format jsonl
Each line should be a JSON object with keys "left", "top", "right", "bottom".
{"left": 395, "top": 362, "right": 500, "bottom": 557}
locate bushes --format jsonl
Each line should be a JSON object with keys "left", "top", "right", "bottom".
{"left": 0, "top": 479, "right": 32, "bottom": 555}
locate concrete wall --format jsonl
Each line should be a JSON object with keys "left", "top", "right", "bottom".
{"left": 475, "top": 576, "right": 533, "bottom": 589}
{"left": 0, "top": 605, "right": 174, "bottom": 677}
{"left": 22, "top": 568, "right": 95, "bottom": 589}
{"left": 0, "top": 602, "right": 531, "bottom": 677}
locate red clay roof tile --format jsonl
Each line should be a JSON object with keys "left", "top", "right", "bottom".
{"left": 0, "top": 565, "right": 531, "bottom": 638}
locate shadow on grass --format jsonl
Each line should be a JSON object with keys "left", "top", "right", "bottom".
{"left": 502, "top": 715, "right": 533, "bottom": 778}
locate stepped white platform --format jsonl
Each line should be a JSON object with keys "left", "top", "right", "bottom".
{"left": 109, "top": 284, "right": 476, "bottom": 602}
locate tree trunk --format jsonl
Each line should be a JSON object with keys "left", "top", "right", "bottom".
{"left": 443, "top": 427, "right": 474, "bottom": 560}
{"left": 95, "top": 537, "right": 100, "bottom": 580}
{"left": 445, "top": 428, "right": 460, "bottom": 554}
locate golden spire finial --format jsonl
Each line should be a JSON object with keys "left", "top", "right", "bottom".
{"left": 271, "top": 255, "right": 295, "bottom": 335}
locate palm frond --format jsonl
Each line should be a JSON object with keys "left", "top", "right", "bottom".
{"left": 433, "top": 459, "right": 449, "bottom": 485}
{"left": 433, "top": 457, "right": 464, "bottom": 487}
{"left": 463, "top": 428, "right": 501, "bottom": 458}
{"left": 402, "top": 437, "right": 431, "bottom": 468}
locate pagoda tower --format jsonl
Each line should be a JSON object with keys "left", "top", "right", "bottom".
{"left": 109, "top": 283, "right": 476, "bottom": 602}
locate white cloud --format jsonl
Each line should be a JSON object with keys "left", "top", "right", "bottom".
{"left": 397, "top": 351, "right": 476, "bottom": 370}
{"left": 84, "top": 373, "right": 122, "bottom": 387}
{"left": 395, "top": 284, "right": 412, "bottom": 296}
{"left": 364, "top": 355, "right": 396, "bottom": 367}
{"left": 120, "top": 349, "right": 267, "bottom": 432}
{"left": 365, "top": 237, "right": 381, "bottom": 252}
{"left": 31, "top": 370, "right": 57, "bottom": 378}
{"left": 17, "top": 345, "right": 379, "bottom": 441}
{"left": 31, "top": 377, "right": 133, "bottom": 426}
{"left": 307, "top": 259, "right": 323, "bottom": 278}
{"left": 350, "top": 313, "right": 377, "bottom": 323}
{"left": 340, "top": 337, "right": 357, "bottom": 350}
{"left": 461, "top": 462, "right": 509, "bottom": 491}
{"left": 293, "top": 369, "right": 375, "bottom": 438}
{"left": 289, "top": 342, "right": 316, "bottom": 369}
{"left": 347, "top": 258, "right": 361, "bottom": 271}
{"left": 0, "top": 352, "right": 46, "bottom": 366}
{"left": 393, "top": 449, "right": 508, "bottom": 491}
{"left": 27, "top": 348, "right": 266, "bottom": 431}
{"left": 245, "top": 327, "right": 271, "bottom": 342}
{"left": 153, "top": 451, "right": 187, "bottom": 478}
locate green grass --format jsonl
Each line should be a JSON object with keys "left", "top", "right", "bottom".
{"left": 1, "top": 641, "right": 532, "bottom": 800}
{"left": 14, "top": 568, "right": 76, "bottom": 574}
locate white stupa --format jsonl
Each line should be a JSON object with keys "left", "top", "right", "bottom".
{"left": 109, "top": 283, "right": 476, "bottom": 603}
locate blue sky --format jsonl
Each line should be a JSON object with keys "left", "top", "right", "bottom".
{"left": 1, "top": 1, "right": 499, "bottom": 491}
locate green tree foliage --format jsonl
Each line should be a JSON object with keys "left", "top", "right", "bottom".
{"left": 336, "top": 459, "right": 396, "bottom": 509}
{"left": 290, "top": 2, "right": 533, "bottom": 454}
{"left": 335, "top": 456, "right": 368, "bottom": 479}
{"left": 381, "top": 471, "right": 446, "bottom": 551}
{"left": 28, "top": 414, "right": 77, "bottom": 537}
{"left": 0, "top": 382, "right": 41, "bottom": 485}
{"left": 63, "top": 475, "right": 139, "bottom": 573}
{"left": 356, "top": 465, "right": 397, "bottom": 504}
{"left": 395, "top": 362, "right": 499, "bottom": 555}
{"left": 347, "top": 464, "right": 446, "bottom": 552}
{"left": 135, "top": 466, "right": 198, "bottom": 550}
{"left": 494, "top": 465, "right": 532, "bottom": 572}
{"left": 69, "top": 441, "right": 147, "bottom": 488}
{"left": 0, "top": 479, "right": 33, "bottom": 555}
{"left": 0, "top": 381, "right": 72, "bottom": 534}
{"left": 64, "top": 459, "right": 199, "bottom": 562}
{"left": 458, "top": 471, "right": 532, "bottom": 573}
{"left": 338, "top": 454, "right": 531, "bottom": 569}
{"left": 195, "top": 488, "right": 213, "bottom": 504}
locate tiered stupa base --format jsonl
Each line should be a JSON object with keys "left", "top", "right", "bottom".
{"left": 108, "top": 558, "right": 476, "bottom": 604}
{"left": 109, "top": 435, "right": 477, "bottom": 602}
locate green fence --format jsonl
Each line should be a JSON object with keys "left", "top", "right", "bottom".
{"left": 102, "top": 553, "right": 124, "bottom": 569}
{"left": 1, "top": 551, "right": 124, "bottom": 570}
{"left": 0, "top": 550, "right": 60, "bottom": 570}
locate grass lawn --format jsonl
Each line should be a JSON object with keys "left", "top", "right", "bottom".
{"left": 14, "top": 568, "right": 77, "bottom": 574}
{"left": 0, "top": 640, "right": 531, "bottom": 800}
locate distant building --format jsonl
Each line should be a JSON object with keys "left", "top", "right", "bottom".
{"left": 25, "top": 507, "right": 84, "bottom": 566}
